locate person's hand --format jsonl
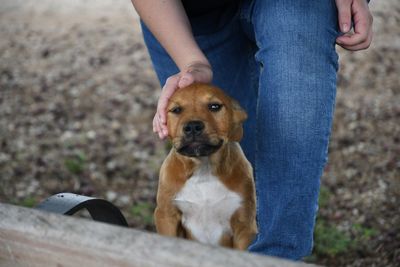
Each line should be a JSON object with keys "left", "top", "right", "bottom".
{"left": 153, "top": 62, "right": 213, "bottom": 139}
{"left": 336, "top": 0, "right": 373, "bottom": 51}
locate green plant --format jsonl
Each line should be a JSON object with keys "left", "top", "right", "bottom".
{"left": 130, "top": 202, "right": 154, "bottom": 225}
{"left": 352, "top": 223, "right": 378, "bottom": 244}
{"left": 307, "top": 188, "right": 380, "bottom": 263}
{"left": 313, "top": 219, "right": 354, "bottom": 257}
{"left": 318, "top": 186, "right": 331, "bottom": 207}
{"left": 308, "top": 187, "right": 354, "bottom": 259}
{"left": 13, "top": 196, "right": 37, "bottom": 208}
{"left": 64, "top": 151, "right": 86, "bottom": 174}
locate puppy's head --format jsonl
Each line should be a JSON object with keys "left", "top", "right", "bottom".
{"left": 166, "top": 83, "right": 247, "bottom": 157}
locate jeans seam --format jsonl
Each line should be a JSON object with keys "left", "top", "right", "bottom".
{"left": 252, "top": 60, "right": 264, "bottom": 246}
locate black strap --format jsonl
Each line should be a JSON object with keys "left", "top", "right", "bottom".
{"left": 35, "top": 193, "right": 128, "bottom": 227}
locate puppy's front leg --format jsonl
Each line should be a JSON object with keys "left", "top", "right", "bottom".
{"left": 231, "top": 207, "right": 258, "bottom": 250}
{"left": 155, "top": 153, "right": 194, "bottom": 237}
{"left": 154, "top": 205, "right": 182, "bottom": 237}
{"left": 232, "top": 225, "right": 257, "bottom": 250}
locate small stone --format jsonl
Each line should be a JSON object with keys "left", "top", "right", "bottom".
{"left": 126, "top": 129, "right": 138, "bottom": 139}
{"left": 106, "top": 161, "right": 117, "bottom": 170}
{"left": 111, "top": 121, "right": 121, "bottom": 130}
{"left": 106, "top": 191, "right": 117, "bottom": 202}
{"left": 73, "top": 121, "right": 82, "bottom": 130}
{"left": 118, "top": 195, "right": 131, "bottom": 206}
{"left": 0, "top": 153, "right": 11, "bottom": 163}
{"left": 87, "top": 130, "right": 96, "bottom": 140}
{"left": 60, "top": 131, "right": 74, "bottom": 142}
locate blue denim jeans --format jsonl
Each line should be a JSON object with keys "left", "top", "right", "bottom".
{"left": 141, "top": 0, "right": 339, "bottom": 260}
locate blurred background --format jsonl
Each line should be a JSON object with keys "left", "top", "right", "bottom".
{"left": 0, "top": 0, "right": 398, "bottom": 266}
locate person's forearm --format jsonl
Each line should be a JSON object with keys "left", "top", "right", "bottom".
{"left": 131, "top": 0, "right": 209, "bottom": 70}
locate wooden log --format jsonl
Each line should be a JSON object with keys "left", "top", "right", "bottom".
{"left": 0, "top": 203, "right": 317, "bottom": 267}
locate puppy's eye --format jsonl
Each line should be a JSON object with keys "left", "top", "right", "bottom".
{"left": 170, "top": 106, "right": 182, "bottom": 114}
{"left": 208, "top": 103, "right": 222, "bottom": 112}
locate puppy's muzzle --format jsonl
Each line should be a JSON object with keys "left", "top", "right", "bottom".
{"left": 177, "top": 120, "right": 223, "bottom": 157}
{"left": 183, "top": 121, "right": 205, "bottom": 137}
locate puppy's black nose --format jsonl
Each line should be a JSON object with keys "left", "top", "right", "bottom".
{"left": 183, "top": 121, "right": 205, "bottom": 137}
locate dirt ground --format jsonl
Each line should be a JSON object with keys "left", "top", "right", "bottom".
{"left": 0, "top": 0, "right": 399, "bottom": 266}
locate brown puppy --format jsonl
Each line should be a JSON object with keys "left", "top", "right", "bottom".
{"left": 154, "top": 83, "right": 257, "bottom": 250}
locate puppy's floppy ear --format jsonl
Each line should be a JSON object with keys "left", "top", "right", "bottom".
{"left": 229, "top": 99, "right": 247, "bottom": 142}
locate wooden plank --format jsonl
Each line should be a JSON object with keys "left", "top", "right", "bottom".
{"left": 0, "top": 203, "right": 316, "bottom": 267}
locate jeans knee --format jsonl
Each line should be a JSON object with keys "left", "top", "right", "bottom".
{"left": 251, "top": 0, "right": 339, "bottom": 70}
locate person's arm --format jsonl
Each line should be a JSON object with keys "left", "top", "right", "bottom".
{"left": 336, "top": 0, "right": 373, "bottom": 50}
{"left": 132, "top": 0, "right": 207, "bottom": 70}
{"left": 131, "top": 0, "right": 212, "bottom": 139}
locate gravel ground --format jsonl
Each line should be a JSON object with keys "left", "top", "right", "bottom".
{"left": 0, "top": 0, "right": 399, "bottom": 266}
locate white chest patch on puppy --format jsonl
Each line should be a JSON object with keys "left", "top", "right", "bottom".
{"left": 174, "top": 158, "right": 242, "bottom": 246}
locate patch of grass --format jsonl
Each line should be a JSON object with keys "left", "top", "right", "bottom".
{"left": 352, "top": 223, "right": 379, "bottom": 244}
{"left": 13, "top": 196, "right": 38, "bottom": 208}
{"left": 307, "top": 187, "right": 354, "bottom": 261}
{"left": 130, "top": 202, "right": 154, "bottom": 225}
{"left": 313, "top": 219, "right": 354, "bottom": 257}
{"left": 318, "top": 186, "right": 331, "bottom": 207}
{"left": 308, "top": 187, "right": 379, "bottom": 262}
{"left": 64, "top": 151, "right": 86, "bottom": 174}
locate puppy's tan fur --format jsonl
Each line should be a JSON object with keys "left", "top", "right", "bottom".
{"left": 154, "top": 83, "right": 257, "bottom": 250}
